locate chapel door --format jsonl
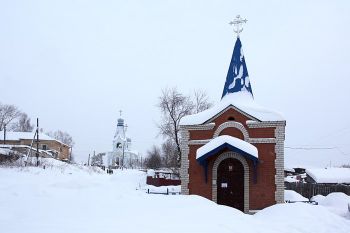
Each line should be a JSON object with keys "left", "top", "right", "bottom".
{"left": 217, "top": 158, "right": 244, "bottom": 211}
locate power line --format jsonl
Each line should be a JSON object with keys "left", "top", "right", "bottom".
{"left": 285, "top": 146, "right": 350, "bottom": 156}
{"left": 285, "top": 146, "right": 335, "bottom": 150}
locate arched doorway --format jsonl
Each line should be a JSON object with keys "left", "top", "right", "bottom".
{"left": 217, "top": 158, "right": 244, "bottom": 211}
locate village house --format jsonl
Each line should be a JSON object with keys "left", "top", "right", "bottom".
{"left": 179, "top": 16, "right": 286, "bottom": 213}
{"left": 306, "top": 168, "right": 350, "bottom": 185}
{"left": 0, "top": 131, "right": 71, "bottom": 161}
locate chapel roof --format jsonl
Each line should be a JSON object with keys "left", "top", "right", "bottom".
{"left": 180, "top": 35, "right": 284, "bottom": 125}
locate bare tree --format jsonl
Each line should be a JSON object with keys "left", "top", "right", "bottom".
{"left": 145, "top": 145, "right": 162, "bottom": 169}
{"left": 0, "top": 103, "right": 21, "bottom": 131}
{"left": 47, "top": 130, "right": 75, "bottom": 147}
{"left": 91, "top": 152, "right": 104, "bottom": 166}
{"left": 161, "top": 139, "right": 177, "bottom": 168}
{"left": 157, "top": 88, "right": 212, "bottom": 166}
{"left": 158, "top": 87, "right": 193, "bottom": 166}
{"left": 192, "top": 90, "right": 213, "bottom": 114}
{"left": 11, "top": 113, "right": 34, "bottom": 132}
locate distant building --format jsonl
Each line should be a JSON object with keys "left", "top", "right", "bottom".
{"left": 0, "top": 131, "right": 71, "bottom": 161}
{"left": 104, "top": 114, "right": 139, "bottom": 169}
{"left": 306, "top": 168, "right": 350, "bottom": 184}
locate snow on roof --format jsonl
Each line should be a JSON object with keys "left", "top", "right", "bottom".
{"left": 180, "top": 92, "right": 284, "bottom": 126}
{"left": 285, "top": 147, "right": 349, "bottom": 169}
{"left": 306, "top": 168, "right": 350, "bottom": 184}
{"left": 0, "top": 148, "right": 11, "bottom": 156}
{"left": 0, "top": 131, "right": 68, "bottom": 146}
{"left": 196, "top": 135, "right": 258, "bottom": 160}
{"left": 284, "top": 176, "right": 299, "bottom": 183}
{"left": 284, "top": 168, "right": 295, "bottom": 173}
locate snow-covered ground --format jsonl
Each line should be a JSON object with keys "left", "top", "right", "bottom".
{"left": 0, "top": 164, "right": 349, "bottom": 233}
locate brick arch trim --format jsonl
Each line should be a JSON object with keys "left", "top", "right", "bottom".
{"left": 213, "top": 121, "right": 249, "bottom": 141}
{"left": 212, "top": 151, "right": 250, "bottom": 213}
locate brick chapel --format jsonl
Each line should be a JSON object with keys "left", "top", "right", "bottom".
{"left": 179, "top": 16, "right": 286, "bottom": 213}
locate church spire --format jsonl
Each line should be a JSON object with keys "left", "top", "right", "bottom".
{"left": 222, "top": 15, "right": 253, "bottom": 99}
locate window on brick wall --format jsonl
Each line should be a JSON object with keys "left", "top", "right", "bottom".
{"left": 227, "top": 116, "right": 235, "bottom": 121}
{"left": 42, "top": 145, "right": 47, "bottom": 150}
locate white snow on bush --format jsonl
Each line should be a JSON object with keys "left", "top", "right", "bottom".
{"left": 285, "top": 190, "right": 309, "bottom": 202}
{"left": 180, "top": 92, "right": 284, "bottom": 125}
{"left": 254, "top": 202, "right": 349, "bottom": 232}
{"left": 196, "top": 135, "right": 258, "bottom": 160}
{"left": 306, "top": 168, "right": 350, "bottom": 184}
{"left": 311, "top": 193, "right": 350, "bottom": 219}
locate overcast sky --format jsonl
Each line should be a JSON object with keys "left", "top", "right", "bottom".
{"left": 1, "top": 0, "right": 350, "bottom": 163}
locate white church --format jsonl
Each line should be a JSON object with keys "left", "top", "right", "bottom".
{"left": 103, "top": 113, "right": 140, "bottom": 169}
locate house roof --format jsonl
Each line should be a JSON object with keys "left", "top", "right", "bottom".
{"left": 195, "top": 135, "right": 259, "bottom": 183}
{"left": 180, "top": 36, "right": 284, "bottom": 126}
{"left": 196, "top": 135, "right": 258, "bottom": 162}
{"left": 0, "top": 131, "right": 68, "bottom": 147}
{"left": 180, "top": 92, "right": 284, "bottom": 125}
{"left": 306, "top": 168, "right": 350, "bottom": 184}
{"left": 222, "top": 37, "right": 253, "bottom": 98}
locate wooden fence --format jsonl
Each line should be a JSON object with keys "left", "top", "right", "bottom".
{"left": 285, "top": 182, "right": 350, "bottom": 199}
{"left": 146, "top": 188, "right": 181, "bottom": 195}
{"left": 146, "top": 176, "right": 181, "bottom": 187}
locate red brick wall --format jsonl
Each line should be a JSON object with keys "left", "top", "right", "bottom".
{"left": 212, "top": 108, "right": 250, "bottom": 132}
{"left": 219, "top": 128, "right": 244, "bottom": 139}
{"left": 190, "top": 130, "right": 213, "bottom": 140}
{"left": 187, "top": 107, "right": 277, "bottom": 210}
{"left": 249, "top": 128, "right": 275, "bottom": 138}
{"left": 249, "top": 143, "right": 276, "bottom": 209}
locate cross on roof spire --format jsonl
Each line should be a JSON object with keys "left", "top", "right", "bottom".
{"left": 119, "top": 110, "right": 122, "bottom": 117}
{"left": 229, "top": 15, "right": 247, "bottom": 37}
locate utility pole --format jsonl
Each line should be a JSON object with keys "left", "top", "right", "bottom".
{"left": 88, "top": 153, "right": 90, "bottom": 166}
{"left": 70, "top": 146, "right": 73, "bottom": 163}
{"left": 93, "top": 150, "right": 95, "bottom": 166}
{"left": 3, "top": 124, "right": 6, "bottom": 145}
{"left": 121, "top": 140, "right": 125, "bottom": 170}
{"left": 121, "top": 123, "right": 127, "bottom": 170}
{"left": 36, "top": 118, "right": 39, "bottom": 167}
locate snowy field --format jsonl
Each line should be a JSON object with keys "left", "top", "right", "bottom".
{"left": 0, "top": 162, "right": 349, "bottom": 233}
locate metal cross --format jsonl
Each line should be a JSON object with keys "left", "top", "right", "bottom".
{"left": 229, "top": 15, "right": 247, "bottom": 37}
{"left": 119, "top": 110, "right": 122, "bottom": 117}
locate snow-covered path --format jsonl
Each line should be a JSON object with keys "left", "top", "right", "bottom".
{"left": 0, "top": 165, "right": 349, "bottom": 233}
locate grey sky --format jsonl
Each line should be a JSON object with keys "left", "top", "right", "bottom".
{"left": 1, "top": 0, "right": 350, "bottom": 163}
